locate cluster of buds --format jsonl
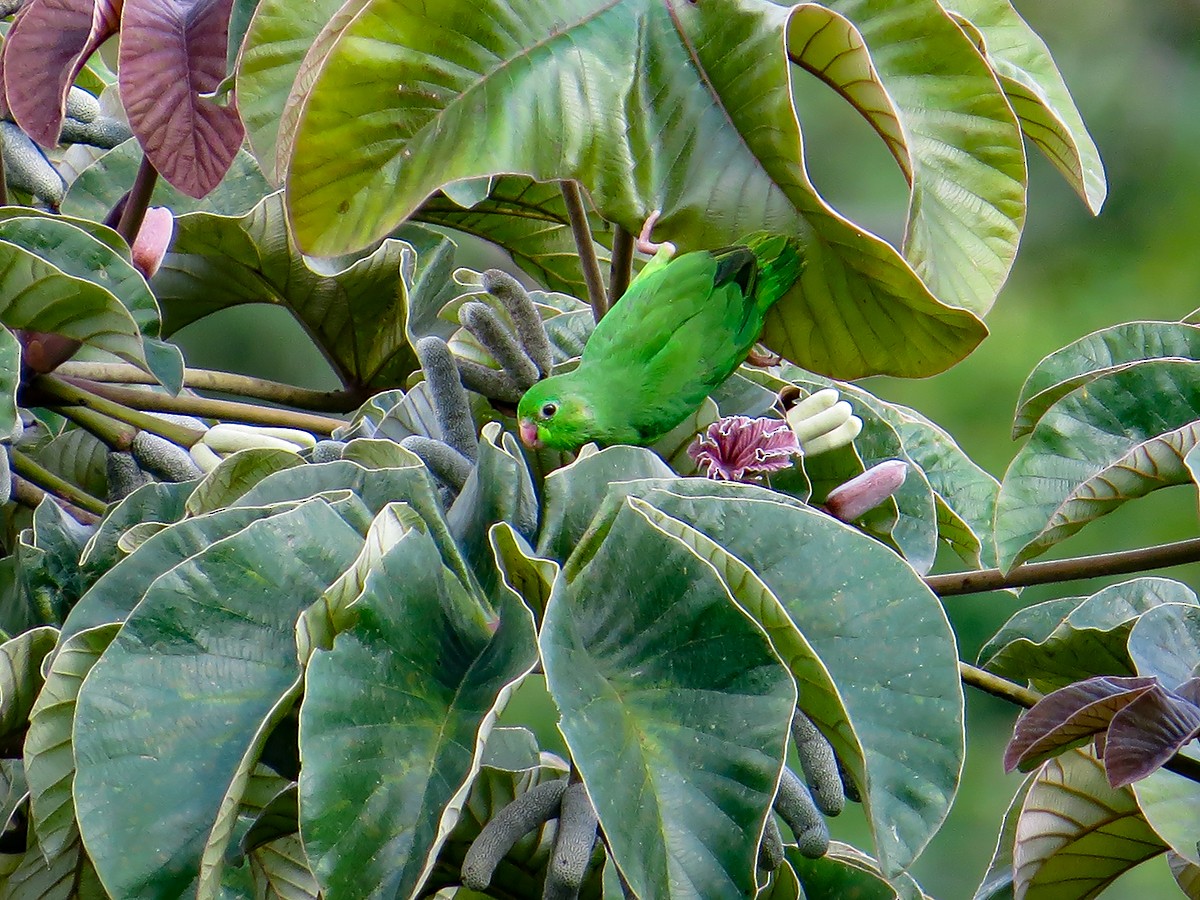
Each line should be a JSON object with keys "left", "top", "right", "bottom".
{"left": 187, "top": 424, "right": 317, "bottom": 473}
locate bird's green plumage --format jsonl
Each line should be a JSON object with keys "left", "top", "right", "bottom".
{"left": 517, "top": 233, "right": 805, "bottom": 450}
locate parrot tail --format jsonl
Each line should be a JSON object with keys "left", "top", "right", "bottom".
{"left": 740, "top": 232, "right": 806, "bottom": 312}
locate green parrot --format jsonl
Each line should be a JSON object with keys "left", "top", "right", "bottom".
{"left": 516, "top": 229, "right": 805, "bottom": 450}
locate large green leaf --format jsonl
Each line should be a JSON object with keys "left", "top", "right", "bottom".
{"left": 0, "top": 212, "right": 159, "bottom": 334}
{"left": 185, "top": 448, "right": 306, "bottom": 516}
{"left": 628, "top": 481, "right": 963, "bottom": 874}
{"left": 61, "top": 139, "right": 273, "bottom": 222}
{"left": 77, "top": 479, "right": 194, "bottom": 584}
{"left": 151, "top": 191, "right": 422, "bottom": 390}
{"left": 0, "top": 231, "right": 149, "bottom": 369}
{"left": 0, "top": 625, "right": 59, "bottom": 738}
{"left": 60, "top": 502, "right": 302, "bottom": 644}
{"left": 73, "top": 500, "right": 364, "bottom": 897}
{"left": 812, "top": 0, "right": 1027, "bottom": 315}
{"left": 283, "top": 0, "right": 985, "bottom": 379}
{"left": 414, "top": 176, "right": 615, "bottom": 300}
{"left": 631, "top": 496, "right": 865, "bottom": 802}
{"left": 0, "top": 328, "right": 18, "bottom": 442}
{"left": 234, "top": 0, "right": 351, "bottom": 183}
{"left": 447, "top": 422, "right": 539, "bottom": 598}
{"left": 300, "top": 531, "right": 537, "bottom": 899}
{"left": 23, "top": 624, "right": 119, "bottom": 866}
{"left": 1013, "top": 751, "right": 1165, "bottom": 898}
{"left": 996, "top": 359, "right": 1200, "bottom": 570}
{"left": 944, "top": 0, "right": 1106, "bottom": 213}
{"left": 1013, "top": 322, "right": 1200, "bottom": 438}
{"left": 231, "top": 459, "right": 474, "bottom": 591}
{"left": 541, "top": 497, "right": 796, "bottom": 899}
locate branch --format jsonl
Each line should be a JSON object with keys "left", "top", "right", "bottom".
{"left": 116, "top": 153, "right": 158, "bottom": 245}
{"left": 67, "top": 378, "right": 346, "bottom": 435}
{"left": 608, "top": 223, "right": 634, "bottom": 309}
{"left": 560, "top": 180, "right": 608, "bottom": 322}
{"left": 53, "top": 361, "right": 363, "bottom": 413}
{"left": 33, "top": 374, "right": 206, "bottom": 446}
{"left": 10, "top": 448, "right": 107, "bottom": 515}
{"left": 926, "top": 537, "right": 1200, "bottom": 597}
{"left": 960, "top": 661, "right": 1200, "bottom": 785}
{"left": 11, "top": 475, "right": 101, "bottom": 525}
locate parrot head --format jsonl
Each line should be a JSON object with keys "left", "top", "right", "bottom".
{"left": 516, "top": 376, "right": 597, "bottom": 450}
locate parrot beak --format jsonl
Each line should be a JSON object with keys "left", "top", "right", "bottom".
{"left": 518, "top": 419, "right": 542, "bottom": 448}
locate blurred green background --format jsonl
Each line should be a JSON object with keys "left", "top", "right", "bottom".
{"left": 174, "top": 3, "right": 1200, "bottom": 896}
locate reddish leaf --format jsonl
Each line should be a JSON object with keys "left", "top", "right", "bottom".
{"left": 1105, "top": 685, "right": 1200, "bottom": 787}
{"left": 1004, "top": 675, "right": 1158, "bottom": 773}
{"left": 118, "top": 0, "right": 244, "bottom": 198}
{"left": 2, "top": 0, "right": 122, "bottom": 147}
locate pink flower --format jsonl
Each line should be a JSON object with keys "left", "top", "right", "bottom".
{"left": 131, "top": 207, "right": 174, "bottom": 279}
{"left": 688, "top": 416, "right": 801, "bottom": 481}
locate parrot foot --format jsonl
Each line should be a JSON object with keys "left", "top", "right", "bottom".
{"left": 635, "top": 209, "right": 677, "bottom": 258}
{"left": 745, "top": 344, "right": 781, "bottom": 368}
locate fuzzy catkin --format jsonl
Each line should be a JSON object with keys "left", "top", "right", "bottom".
{"left": 774, "top": 768, "right": 829, "bottom": 859}
{"left": 455, "top": 358, "right": 523, "bottom": 403}
{"left": 483, "top": 268, "right": 554, "bottom": 377}
{"left": 400, "top": 437, "right": 473, "bottom": 492}
{"left": 544, "top": 782, "right": 598, "bottom": 898}
{"left": 791, "top": 711, "right": 845, "bottom": 817}
{"left": 461, "top": 778, "right": 568, "bottom": 891}
{"left": 460, "top": 301, "right": 540, "bottom": 391}
{"left": 415, "top": 336, "right": 478, "bottom": 463}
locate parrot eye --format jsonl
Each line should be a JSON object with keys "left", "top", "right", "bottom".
{"left": 540, "top": 402, "right": 558, "bottom": 419}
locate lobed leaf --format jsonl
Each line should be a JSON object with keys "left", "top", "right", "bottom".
{"left": 1003, "top": 675, "right": 1158, "bottom": 773}
{"left": 996, "top": 359, "right": 1200, "bottom": 570}
{"left": 118, "top": 0, "right": 246, "bottom": 198}
{"left": 1013, "top": 750, "right": 1165, "bottom": 899}
{"left": 944, "top": 0, "right": 1106, "bottom": 213}
{"left": 824, "top": 0, "right": 1027, "bottom": 315}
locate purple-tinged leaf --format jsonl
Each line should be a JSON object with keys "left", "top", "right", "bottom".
{"left": 1104, "top": 685, "right": 1200, "bottom": 787}
{"left": 119, "top": 0, "right": 244, "bottom": 198}
{"left": 2, "top": 0, "right": 121, "bottom": 148}
{"left": 1177, "top": 677, "right": 1200, "bottom": 707}
{"left": 1004, "top": 675, "right": 1158, "bottom": 773}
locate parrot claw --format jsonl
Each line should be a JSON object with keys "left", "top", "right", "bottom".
{"left": 636, "top": 209, "right": 676, "bottom": 257}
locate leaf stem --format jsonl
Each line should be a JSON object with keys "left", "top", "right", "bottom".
{"left": 0, "top": 139, "right": 8, "bottom": 208}
{"left": 608, "top": 223, "right": 634, "bottom": 311}
{"left": 9, "top": 448, "right": 106, "bottom": 515}
{"left": 926, "top": 537, "right": 1200, "bottom": 596}
{"left": 960, "top": 661, "right": 1200, "bottom": 785}
{"left": 11, "top": 475, "right": 101, "bottom": 525}
{"left": 116, "top": 152, "right": 158, "bottom": 245}
{"left": 65, "top": 377, "right": 346, "bottom": 435}
{"left": 560, "top": 180, "right": 608, "bottom": 322}
{"left": 53, "top": 361, "right": 363, "bottom": 412}
{"left": 32, "top": 374, "right": 206, "bottom": 446}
